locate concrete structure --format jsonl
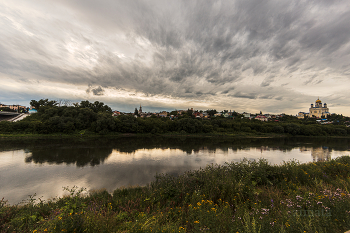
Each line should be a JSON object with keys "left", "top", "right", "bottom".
{"left": 11, "top": 113, "right": 29, "bottom": 122}
{"left": 309, "top": 98, "right": 330, "bottom": 118}
{"left": 0, "top": 111, "right": 20, "bottom": 122}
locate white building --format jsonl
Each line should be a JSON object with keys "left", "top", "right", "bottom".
{"left": 309, "top": 98, "right": 330, "bottom": 118}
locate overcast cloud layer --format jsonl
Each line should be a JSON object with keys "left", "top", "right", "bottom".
{"left": 1, "top": 0, "right": 350, "bottom": 114}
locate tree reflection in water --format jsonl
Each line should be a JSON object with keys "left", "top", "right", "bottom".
{"left": 0, "top": 136, "right": 349, "bottom": 167}
{"left": 25, "top": 147, "right": 113, "bottom": 166}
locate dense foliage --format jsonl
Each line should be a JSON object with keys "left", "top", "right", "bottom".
{"left": 1, "top": 99, "right": 350, "bottom": 136}
{"left": 2, "top": 156, "right": 350, "bottom": 232}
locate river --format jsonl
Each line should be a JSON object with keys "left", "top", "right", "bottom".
{"left": 1, "top": 136, "right": 350, "bottom": 204}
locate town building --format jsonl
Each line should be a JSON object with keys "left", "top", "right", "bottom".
{"left": 0, "top": 103, "right": 27, "bottom": 112}
{"left": 243, "top": 112, "right": 250, "bottom": 118}
{"left": 139, "top": 104, "right": 142, "bottom": 114}
{"left": 113, "top": 111, "right": 121, "bottom": 116}
{"left": 255, "top": 115, "right": 268, "bottom": 122}
{"left": 159, "top": 111, "right": 168, "bottom": 117}
{"left": 309, "top": 98, "right": 330, "bottom": 118}
{"left": 297, "top": 112, "right": 309, "bottom": 119}
{"left": 297, "top": 98, "right": 330, "bottom": 119}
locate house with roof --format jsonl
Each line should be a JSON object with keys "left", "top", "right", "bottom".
{"left": 255, "top": 115, "right": 268, "bottom": 122}
{"left": 159, "top": 111, "right": 168, "bottom": 117}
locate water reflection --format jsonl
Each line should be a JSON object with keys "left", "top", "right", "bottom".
{"left": 311, "top": 147, "right": 331, "bottom": 162}
{"left": 0, "top": 137, "right": 350, "bottom": 204}
{"left": 2, "top": 137, "right": 347, "bottom": 167}
{"left": 25, "top": 147, "right": 113, "bottom": 167}
{"left": 299, "top": 146, "right": 332, "bottom": 162}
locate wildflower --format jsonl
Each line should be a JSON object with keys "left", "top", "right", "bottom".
{"left": 194, "top": 220, "right": 199, "bottom": 224}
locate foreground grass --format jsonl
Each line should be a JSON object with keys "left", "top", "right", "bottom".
{"left": 2, "top": 157, "right": 350, "bottom": 232}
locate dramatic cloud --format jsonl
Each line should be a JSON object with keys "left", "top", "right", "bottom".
{"left": 1, "top": 0, "right": 350, "bottom": 114}
{"left": 86, "top": 85, "right": 105, "bottom": 96}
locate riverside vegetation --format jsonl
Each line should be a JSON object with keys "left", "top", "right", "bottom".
{"left": 2, "top": 156, "right": 350, "bottom": 232}
{"left": 0, "top": 99, "right": 350, "bottom": 137}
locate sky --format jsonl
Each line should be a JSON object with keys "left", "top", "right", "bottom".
{"left": 1, "top": 0, "right": 350, "bottom": 115}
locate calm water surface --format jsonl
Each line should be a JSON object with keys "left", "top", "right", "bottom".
{"left": 1, "top": 137, "right": 350, "bottom": 204}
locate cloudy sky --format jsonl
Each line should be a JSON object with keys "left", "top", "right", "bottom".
{"left": 1, "top": 0, "right": 350, "bottom": 115}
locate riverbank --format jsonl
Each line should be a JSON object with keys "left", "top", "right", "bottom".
{"left": 0, "top": 132, "right": 285, "bottom": 142}
{"left": 2, "top": 131, "right": 350, "bottom": 140}
{"left": 2, "top": 156, "right": 350, "bottom": 232}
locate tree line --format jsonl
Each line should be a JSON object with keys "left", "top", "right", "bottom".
{"left": 0, "top": 99, "right": 350, "bottom": 136}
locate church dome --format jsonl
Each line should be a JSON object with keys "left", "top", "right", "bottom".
{"left": 316, "top": 98, "right": 322, "bottom": 103}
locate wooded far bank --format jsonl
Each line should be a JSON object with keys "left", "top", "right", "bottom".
{"left": 1, "top": 100, "right": 350, "bottom": 137}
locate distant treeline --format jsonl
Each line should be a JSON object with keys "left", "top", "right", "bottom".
{"left": 0, "top": 99, "right": 350, "bottom": 136}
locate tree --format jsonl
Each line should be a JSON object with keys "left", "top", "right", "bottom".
{"left": 187, "top": 109, "right": 193, "bottom": 116}
{"left": 207, "top": 109, "right": 217, "bottom": 117}
{"left": 134, "top": 108, "right": 139, "bottom": 116}
{"left": 169, "top": 110, "right": 178, "bottom": 116}
{"left": 30, "top": 99, "right": 58, "bottom": 110}
{"left": 77, "top": 100, "right": 112, "bottom": 113}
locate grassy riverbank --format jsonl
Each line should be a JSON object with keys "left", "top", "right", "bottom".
{"left": 2, "top": 158, "right": 350, "bottom": 232}
{"left": 0, "top": 131, "right": 285, "bottom": 140}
